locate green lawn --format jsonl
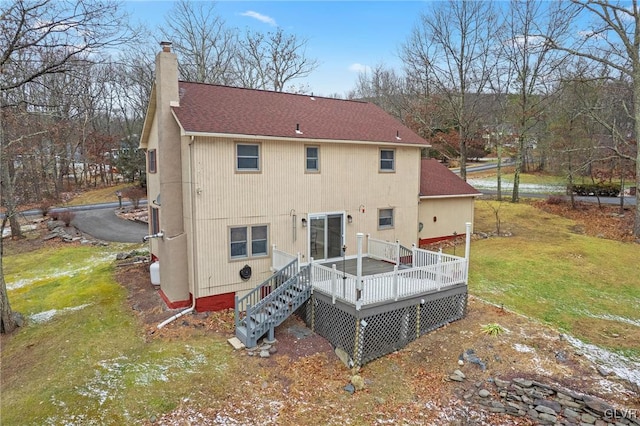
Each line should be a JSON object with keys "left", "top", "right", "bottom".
{"left": 1, "top": 243, "right": 238, "bottom": 425}
{"left": 469, "top": 201, "right": 640, "bottom": 357}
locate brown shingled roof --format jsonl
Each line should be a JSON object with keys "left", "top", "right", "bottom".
{"left": 171, "top": 82, "right": 427, "bottom": 145}
{"left": 420, "top": 158, "right": 481, "bottom": 197}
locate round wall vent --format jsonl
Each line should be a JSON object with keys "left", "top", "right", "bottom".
{"left": 239, "top": 265, "right": 252, "bottom": 281}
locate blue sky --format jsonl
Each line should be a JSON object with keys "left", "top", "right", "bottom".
{"left": 124, "top": 1, "right": 428, "bottom": 96}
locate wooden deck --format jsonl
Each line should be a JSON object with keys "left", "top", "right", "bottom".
{"left": 321, "top": 257, "right": 399, "bottom": 276}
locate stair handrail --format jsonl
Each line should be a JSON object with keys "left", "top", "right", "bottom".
{"left": 234, "top": 257, "right": 298, "bottom": 330}
{"left": 242, "top": 265, "right": 312, "bottom": 346}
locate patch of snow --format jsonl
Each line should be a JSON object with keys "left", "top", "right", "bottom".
{"left": 468, "top": 178, "right": 565, "bottom": 194}
{"left": 29, "top": 304, "right": 92, "bottom": 324}
{"left": 586, "top": 313, "right": 640, "bottom": 328}
{"left": 565, "top": 334, "right": 640, "bottom": 387}
{"left": 513, "top": 343, "right": 535, "bottom": 353}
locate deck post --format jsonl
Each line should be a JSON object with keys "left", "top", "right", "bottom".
{"left": 297, "top": 252, "right": 301, "bottom": 272}
{"left": 436, "top": 249, "right": 443, "bottom": 290}
{"left": 464, "top": 222, "right": 471, "bottom": 284}
{"left": 393, "top": 265, "right": 399, "bottom": 301}
{"left": 395, "top": 240, "right": 400, "bottom": 265}
{"left": 412, "top": 243, "right": 417, "bottom": 267}
{"left": 356, "top": 233, "right": 363, "bottom": 307}
{"left": 331, "top": 264, "right": 337, "bottom": 304}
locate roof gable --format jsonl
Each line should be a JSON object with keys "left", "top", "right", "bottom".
{"left": 171, "top": 82, "right": 427, "bottom": 145}
{"left": 420, "top": 158, "right": 481, "bottom": 197}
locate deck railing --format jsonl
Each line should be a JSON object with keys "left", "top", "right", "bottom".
{"left": 311, "top": 256, "right": 467, "bottom": 309}
{"left": 412, "top": 247, "right": 461, "bottom": 268}
{"left": 368, "top": 237, "right": 400, "bottom": 264}
{"left": 272, "top": 245, "right": 298, "bottom": 271}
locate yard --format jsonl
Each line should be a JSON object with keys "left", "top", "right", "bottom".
{"left": 1, "top": 197, "right": 638, "bottom": 425}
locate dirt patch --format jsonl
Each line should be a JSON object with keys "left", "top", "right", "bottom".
{"left": 534, "top": 199, "right": 636, "bottom": 242}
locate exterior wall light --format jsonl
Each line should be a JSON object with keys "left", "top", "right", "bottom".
{"left": 301, "top": 218, "right": 307, "bottom": 227}
{"left": 347, "top": 215, "right": 353, "bottom": 223}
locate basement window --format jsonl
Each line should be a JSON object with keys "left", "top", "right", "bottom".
{"left": 230, "top": 225, "right": 269, "bottom": 260}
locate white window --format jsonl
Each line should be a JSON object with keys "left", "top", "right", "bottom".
{"left": 380, "top": 149, "right": 395, "bottom": 172}
{"left": 378, "top": 208, "right": 394, "bottom": 229}
{"left": 236, "top": 144, "right": 260, "bottom": 171}
{"left": 230, "top": 225, "right": 268, "bottom": 259}
{"left": 306, "top": 146, "right": 319, "bottom": 172}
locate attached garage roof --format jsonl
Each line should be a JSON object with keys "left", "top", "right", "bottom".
{"left": 420, "top": 159, "right": 482, "bottom": 198}
{"left": 171, "top": 82, "right": 428, "bottom": 146}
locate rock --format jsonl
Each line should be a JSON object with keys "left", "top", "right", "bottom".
{"left": 458, "top": 359, "right": 464, "bottom": 366}
{"left": 534, "top": 399, "right": 561, "bottom": 413}
{"left": 537, "top": 413, "right": 557, "bottom": 424}
{"left": 597, "top": 366, "right": 611, "bottom": 376}
{"left": 574, "top": 350, "right": 584, "bottom": 356}
{"left": 12, "top": 312, "right": 25, "bottom": 328}
{"left": 453, "top": 369, "right": 465, "bottom": 379}
{"left": 563, "top": 408, "right": 580, "bottom": 418}
{"left": 261, "top": 381, "right": 268, "bottom": 390}
{"left": 335, "top": 347, "right": 351, "bottom": 368}
{"left": 260, "top": 344, "right": 272, "bottom": 351}
{"left": 581, "top": 412, "right": 597, "bottom": 424}
{"left": 343, "top": 383, "right": 355, "bottom": 395}
{"left": 463, "top": 349, "right": 486, "bottom": 371}
{"left": 583, "top": 395, "right": 614, "bottom": 415}
{"left": 351, "top": 375, "right": 365, "bottom": 391}
{"left": 555, "top": 350, "right": 568, "bottom": 363}
{"left": 478, "top": 389, "right": 490, "bottom": 398}
{"left": 268, "top": 346, "right": 278, "bottom": 354}
{"left": 512, "top": 378, "right": 533, "bottom": 387}
{"left": 449, "top": 374, "right": 464, "bottom": 382}
{"left": 47, "top": 220, "right": 65, "bottom": 231}
{"left": 494, "top": 378, "right": 511, "bottom": 388}
{"left": 535, "top": 405, "right": 557, "bottom": 416}
{"left": 259, "top": 350, "right": 270, "bottom": 358}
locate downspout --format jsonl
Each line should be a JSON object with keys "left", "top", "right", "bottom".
{"left": 464, "top": 222, "right": 471, "bottom": 284}
{"left": 158, "top": 136, "right": 198, "bottom": 328}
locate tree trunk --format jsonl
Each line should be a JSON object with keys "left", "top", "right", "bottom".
{"left": 0, "top": 219, "right": 17, "bottom": 334}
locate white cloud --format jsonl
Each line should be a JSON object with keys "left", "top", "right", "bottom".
{"left": 241, "top": 11, "right": 276, "bottom": 26}
{"left": 348, "top": 63, "right": 371, "bottom": 74}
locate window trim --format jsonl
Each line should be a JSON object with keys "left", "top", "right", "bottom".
{"left": 305, "top": 145, "right": 320, "bottom": 173}
{"left": 378, "top": 208, "right": 394, "bottom": 230}
{"left": 229, "top": 224, "right": 270, "bottom": 261}
{"left": 379, "top": 148, "right": 395, "bottom": 173}
{"left": 148, "top": 149, "right": 157, "bottom": 174}
{"left": 235, "top": 143, "right": 261, "bottom": 173}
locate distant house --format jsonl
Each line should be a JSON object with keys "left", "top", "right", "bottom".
{"left": 139, "top": 42, "right": 480, "bottom": 314}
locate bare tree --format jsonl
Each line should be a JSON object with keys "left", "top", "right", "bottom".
{"left": 237, "top": 27, "right": 320, "bottom": 92}
{"left": 400, "top": 0, "right": 499, "bottom": 180}
{"left": 500, "top": 0, "right": 577, "bottom": 202}
{"left": 550, "top": 0, "right": 640, "bottom": 238}
{"left": 0, "top": 0, "right": 132, "bottom": 334}
{"left": 160, "top": 0, "right": 238, "bottom": 85}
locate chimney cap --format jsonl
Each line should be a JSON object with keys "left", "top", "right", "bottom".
{"left": 160, "top": 41, "right": 172, "bottom": 52}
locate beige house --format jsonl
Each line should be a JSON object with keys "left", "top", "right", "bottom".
{"left": 140, "top": 43, "right": 479, "bottom": 312}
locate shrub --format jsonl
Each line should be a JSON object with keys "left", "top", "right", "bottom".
{"left": 546, "top": 195, "right": 564, "bottom": 205}
{"left": 568, "top": 183, "right": 621, "bottom": 197}
{"left": 39, "top": 199, "right": 54, "bottom": 217}
{"left": 481, "top": 323, "right": 505, "bottom": 336}
{"left": 58, "top": 210, "right": 76, "bottom": 227}
{"left": 121, "top": 186, "right": 147, "bottom": 209}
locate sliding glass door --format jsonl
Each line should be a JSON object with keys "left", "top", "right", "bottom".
{"left": 309, "top": 213, "right": 344, "bottom": 261}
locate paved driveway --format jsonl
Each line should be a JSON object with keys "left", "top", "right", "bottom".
{"left": 72, "top": 207, "right": 148, "bottom": 243}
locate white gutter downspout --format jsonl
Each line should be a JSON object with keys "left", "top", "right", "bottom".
{"left": 158, "top": 136, "right": 198, "bottom": 329}
{"left": 464, "top": 222, "right": 472, "bottom": 284}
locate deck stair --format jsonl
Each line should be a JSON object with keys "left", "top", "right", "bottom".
{"left": 235, "top": 258, "right": 311, "bottom": 348}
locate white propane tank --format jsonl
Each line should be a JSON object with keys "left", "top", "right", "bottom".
{"left": 150, "top": 261, "right": 160, "bottom": 285}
